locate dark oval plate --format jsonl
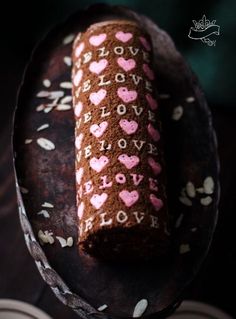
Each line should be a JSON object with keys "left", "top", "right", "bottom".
{"left": 13, "top": 4, "right": 220, "bottom": 319}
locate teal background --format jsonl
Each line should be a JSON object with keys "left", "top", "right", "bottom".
{"left": 17, "top": 0, "right": 235, "bottom": 107}
{"left": 1, "top": 0, "right": 235, "bottom": 108}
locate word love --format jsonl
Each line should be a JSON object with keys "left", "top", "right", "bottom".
{"left": 75, "top": 73, "right": 153, "bottom": 97}
{"left": 76, "top": 174, "right": 159, "bottom": 197}
{"left": 75, "top": 104, "right": 156, "bottom": 123}
{"left": 79, "top": 210, "right": 160, "bottom": 235}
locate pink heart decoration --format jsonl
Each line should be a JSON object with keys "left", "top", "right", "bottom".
{"left": 139, "top": 36, "right": 151, "bottom": 51}
{"left": 150, "top": 194, "right": 163, "bottom": 211}
{"left": 90, "top": 156, "right": 109, "bottom": 172}
{"left": 89, "top": 33, "right": 107, "bottom": 46}
{"left": 117, "top": 87, "right": 137, "bottom": 103}
{"left": 73, "top": 69, "right": 83, "bottom": 86}
{"left": 76, "top": 167, "right": 84, "bottom": 185}
{"left": 74, "top": 101, "right": 83, "bottom": 117}
{"left": 90, "top": 193, "right": 108, "bottom": 209}
{"left": 90, "top": 89, "right": 107, "bottom": 106}
{"left": 77, "top": 202, "right": 84, "bottom": 219}
{"left": 146, "top": 94, "right": 158, "bottom": 110}
{"left": 119, "top": 119, "right": 138, "bottom": 135}
{"left": 118, "top": 154, "right": 140, "bottom": 169}
{"left": 119, "top": 190, "right": 139, "bottom": 207}
{"left": 115, "top": 31, "right": 133, "bottom": 43}
{"left": 148, "top": 157, "right": 162, "bottom": 175}
{"left": 147, "top": 123, "right": 160, "bottom": 142}
{"left": 117, "top": 57, "right": 136, "bottom": 72}
{"left": 75, "top": 42, "right": 84, "bottom": 58}
{"left": 90, "top": 121, "right": 108, "bottom": 138}
{"left": 75, "top": 133, "right": 84, "bottom": 150}
{"left": 143, "top": 64, "right": 155, "bottom": 80}
{"left": 89, "top": 59, "right": 108, "bottom": 74}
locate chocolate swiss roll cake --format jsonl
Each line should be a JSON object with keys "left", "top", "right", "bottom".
{"left": 72, "top": 20, "right": 170, "bottom": 260}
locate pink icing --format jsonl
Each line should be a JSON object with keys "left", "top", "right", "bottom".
{"left": 147, "top": 123, "right": 160, "bottom": 142}
{"left": 90, "top": 89, "right": 107, "bottom": 106}
{"left": 90, "top": 121, "right": 108, "bottom": 138}
{"left": 143, "top": 64, "right": 155, "bottom": 80}
{"left": 115, "top": 31, "right": 133, "bottom": 43}
{"left": 90, "top": 193, "right": 108, "bottom": 209}
{"left": 117, "top": 57, "right": 136, "bottom": 72}
{"left": 149, "top": 178, "right": 158, "bottom": 191}
{"left": 99, "top": 175, "right": 112, "bottom": 189}
{"left": 75, "top": 42, "right": 84, "bottom": 58}
{"left": 119, "top": 119, "right": 138, "bottom": 135}
{"left": 117, "top": 87, "right": 137, "bottom": 103}
{"left": 148, "top": 157, "right": 162, "bottom": 175}
{"left": 74, "top": 101, "right": 83, "bottom": 117}
{"left": 139, "top": 36, "right": 151, "bottom": 51}
{"left": 130, "top": 173, "right": 144, "bottom": 186}
{"left": 76, "top": 167, "right": 84, "bottom": 184}
{"left": 73, "top": 69, "right": 83, "bottom": 86}
{"left": 84, "top": 180, "right": 93, "bottom": 194}
{"left": 115, "top": 173, "right": 126, "bottom": 184}
{"left": 77, "top": 201, "right": 84, "bottom": 219}
{"left": 75, "top": 133, "right": 84, "bottom": 150}
{"left": 118, "top": 154, "right": 140, "bottom": 169}
{"left": 89, "top": 33, "right": 107, "bottom": 46}
{"left": 89, "top": 59, "right": 108, "bottom": 74}
{"left": 150, "top": 194, "right": 163, "bottom": 211}
{"left": 146, "top": 93, "right": 158, "bottom": 110}
{"left": 119, "top": 190, "right": 139, "bottom": 207}
{"left": 90, "top": 156, "right": 109, "bottom": 172}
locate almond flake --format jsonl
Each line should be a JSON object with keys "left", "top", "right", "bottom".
{"left": 20, "top": 187, "right": 29, "bottom": 194}
{"left": 67, "top": 237, "right": 73, "bottom": 247}
{"left": 159, "top": 93, "right": 170, "bottom": 99}
{"left": 186, "top": 96, "right": 195, "bottom": 103}
{"left": 200, "top": 196, "right": 212, "bottom": 206}
{"left": 203, "top": 176, "right": 214, "bottom": 194}
{"left": 37, "top": 123, "right": 49, "bottom": 131}
{"left": 60, "top": 82, "right": 73, "bottom": 89}
{"left": 42, "top": 202, "right": 54, "bottom": 208}
{"left": 24, "top": 139, "right": 32, "bottom": 144}
{"left": 179, "top": 196, "right": 192, "bottom": 206}
{"left": 44, "top": 106, "right": 53, "bottom": 113}
{"left": 61, "top": 96, "right": 72, "bottom": 104}
{"left": 97, "top": 304, "right": 108, "bottom": 312}
{"left": 133, "top": 299, "right": 148, "bottom": 318}
{"left": 36, "top": 104, "right": 45, "bottom": 112}
{"left": 180, "top": 244, "right": 191, "bottom": 254}
{"left": 63, "top": 56, "right": 72, "bottom": 66}
{"left": 37, "top": 210, "right": 50, "bottom": 218}
{"left": 63, "top": 33, "right": 75, "bottom": 45}
{"left": 38, "top": 230, "right": 54, "bottom": 245}
{"left": 175, "top": 213, "right": 184, "bottom": 228}
{"left": 37, "top": 138, "right": 55, "bottom": 151}
{"left": 56, "top": 104, "right": 71, "bottom": 111}
{"left": 37, "top": 91, "right": 50, "bottom": 98}
{"left": 186, "top": 182, "right": 196, "bottom": 198}
{"left": 48, "top": 91, "right": 64, "bottom": 99}
{"left": 56, "top": 236, "right": 67, "bottom": 248}
{"left": 196, "top": 187, "right": 204, "bottom": 193}
{"left": 43, "top": 79, "right": 51, "bottom": 88}
{"left": 172, "top": 106, "right": 183, "bottom": 121}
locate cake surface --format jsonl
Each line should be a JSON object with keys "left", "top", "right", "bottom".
{"left": 72, "top": 20, "right": 170, "bottom": 260}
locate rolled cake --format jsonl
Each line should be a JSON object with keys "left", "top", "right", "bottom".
{"left": 72, "top": 20, "right": 170, "bottom": 260}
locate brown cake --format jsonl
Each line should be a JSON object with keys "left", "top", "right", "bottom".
{"left": 72, "top": 20, "right": 170, "bottom": 260}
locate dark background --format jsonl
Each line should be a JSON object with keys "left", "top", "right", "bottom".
{"left": 0, "top": 1, "right": 235, "bottom": 318}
